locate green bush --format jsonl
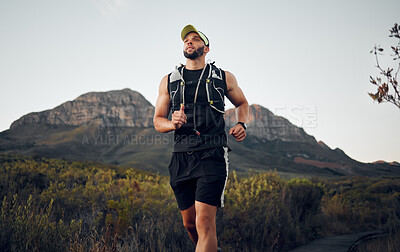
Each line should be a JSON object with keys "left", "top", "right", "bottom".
{"left": 0, "top": 194, "right": 81, "bottom": 252}
{"left": 281, "top": 178, "right": 324, "bottom": 242}
{"left": 0, "top": 153, "right": 399, "bottom": 251}
{"left": 217, "top": 172, "right": 324, "bottom": 251}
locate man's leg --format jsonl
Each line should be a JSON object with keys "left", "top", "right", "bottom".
{"left": 181, "top": 204, "right": 198, "bottom": 244}
{"left": 195, "top": 201, "right": 218, "bottom": 252}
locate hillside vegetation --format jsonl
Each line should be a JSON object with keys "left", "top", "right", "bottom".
{"left": 1, "top": 153, "right": 399, "bottom": 251}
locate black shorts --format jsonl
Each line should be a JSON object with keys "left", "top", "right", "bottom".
{"left": 168, "top": 147, "right": 229, "bottom": 210}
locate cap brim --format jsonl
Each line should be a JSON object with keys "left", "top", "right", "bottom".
{"left": 181, "top": 24, "right": 209, "bottom": 46}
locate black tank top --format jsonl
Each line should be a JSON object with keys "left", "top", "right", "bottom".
{"left": 170, "top": 65, "right": 228, "bottom": 152}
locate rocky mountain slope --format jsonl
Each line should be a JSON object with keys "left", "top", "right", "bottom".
{"left": 225, "top": 104, "right": 316, "bottom": 144}
{"left": 1, "top": 88, "right": 399, "bottom": 177}
{"left": 11, "top": 88, "right": 154, "bottom": 129}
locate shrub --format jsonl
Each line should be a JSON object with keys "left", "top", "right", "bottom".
{"left": 0, "top": 194, "right": 81, "bottom": 252}
{"left": 1, "top": 154, "right": 399, "bottom": 251}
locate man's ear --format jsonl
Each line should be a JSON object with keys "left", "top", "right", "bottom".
{"left": 204, "top": 46, "right": 210, "bottom": 53}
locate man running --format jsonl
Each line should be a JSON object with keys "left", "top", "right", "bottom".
{"left": 153, "top": 24, "right": 249, "bottom": 252}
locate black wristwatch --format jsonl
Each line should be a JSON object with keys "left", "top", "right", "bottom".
{"left": 237, "top": 122, "right": 247, "bottom": 130}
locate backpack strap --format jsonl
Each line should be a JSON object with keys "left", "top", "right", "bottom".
{"left": 206, "top": 64, "right": 225, "bottom": 113}
{"left": 169, "top": 65, "right": 185, "bottom": 110}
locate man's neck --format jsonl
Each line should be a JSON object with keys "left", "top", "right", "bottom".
{"left": 185, "top": 57, "right": 206, "bottom": 70}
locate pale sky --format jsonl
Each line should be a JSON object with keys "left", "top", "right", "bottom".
{"left": 0, "top": 0, "right": 399, "bottom": 163}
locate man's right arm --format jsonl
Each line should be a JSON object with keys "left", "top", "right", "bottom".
{"left": 153, "top": 75, "right": 187, "bottom": 133}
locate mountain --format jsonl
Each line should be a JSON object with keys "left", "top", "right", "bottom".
{"left": 1, "top": 88, "right": 399, "bottom": 177}
{"left": 1, "top": 89, "right": 168, "bottom": 173}
{"left": 10, "top": 88, "right": 154, "bottom": 129}
{"left": 225, "top": 104, "right": 316, "bottom": 144}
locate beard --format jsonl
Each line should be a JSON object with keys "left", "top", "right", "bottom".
{"left": 183, "top": 46, "right": 205, "bottom": 59}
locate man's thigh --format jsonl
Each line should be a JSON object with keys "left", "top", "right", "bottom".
{"left": 195, "top": 200, "right": 218, "bottom": 223}
{"left": 171, "top": 175, "right": 226, "bottom": 210}
{"left": 195, "top": 176, "right": 226, "bottom": 208}
{"left": 171, "top": 178, "right": 197, "bottom": 211}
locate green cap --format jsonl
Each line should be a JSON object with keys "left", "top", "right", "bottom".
{"left": 181, "top": 24, "right": 209, "bottom": 46}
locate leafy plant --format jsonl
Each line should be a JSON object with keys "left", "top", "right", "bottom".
{"left": 1, "top": 153, "right": 399, "bottom": 251}
{"left": 369, "top": 23, "right": 400, "bottom": 108}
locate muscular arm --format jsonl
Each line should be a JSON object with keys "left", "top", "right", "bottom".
{"left": 153, "top": 75, "right": 187, "bottom": 133}
{"left": 225, "top": 71, "right": 249, "bottom": 141}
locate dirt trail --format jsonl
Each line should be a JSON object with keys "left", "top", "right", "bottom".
{"left": 289, "top": 231, "right": 382, "bottom": 252}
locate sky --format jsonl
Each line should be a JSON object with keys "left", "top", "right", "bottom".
{"left": 0, "top": 0, "right": 399, "bottom": 163}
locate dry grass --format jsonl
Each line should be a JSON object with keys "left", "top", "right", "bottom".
{"left": 355, "top": 232, "right": 400, "bottom": 252}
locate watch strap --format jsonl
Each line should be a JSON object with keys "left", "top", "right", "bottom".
{"left": 237, "top": 122, "right": 246, "bottom": 130}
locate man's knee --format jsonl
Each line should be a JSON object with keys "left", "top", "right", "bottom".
{"left": 183, "top": 220, "right": 197, "bottom": 233}
{"left": 196, "top": 214, "right": 215, "bottom": 232}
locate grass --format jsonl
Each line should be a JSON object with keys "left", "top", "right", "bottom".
{"left": 355, "top": 232, "right": 400, "bottom": 252}
{"left": 1, "top": 153, "right": 400, "bottom": 251}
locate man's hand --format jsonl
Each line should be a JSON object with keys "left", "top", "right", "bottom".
{"left": 229, "top": 124, "right": 246, "bottom": 141}
{"left": 171, "top": 104, "right": 187, "bottom": 130}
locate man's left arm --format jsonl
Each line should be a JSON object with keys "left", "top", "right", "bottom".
{"left": 225, "top": 71, "right": 249, "bottom": 141}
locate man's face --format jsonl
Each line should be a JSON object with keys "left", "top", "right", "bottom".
{"left": 183, "top": 32, "right": 208, "bottom": 59}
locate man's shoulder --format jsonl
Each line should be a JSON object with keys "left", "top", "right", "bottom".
{"left": 223, "top": 70, "right": 235, "bottom": 80}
